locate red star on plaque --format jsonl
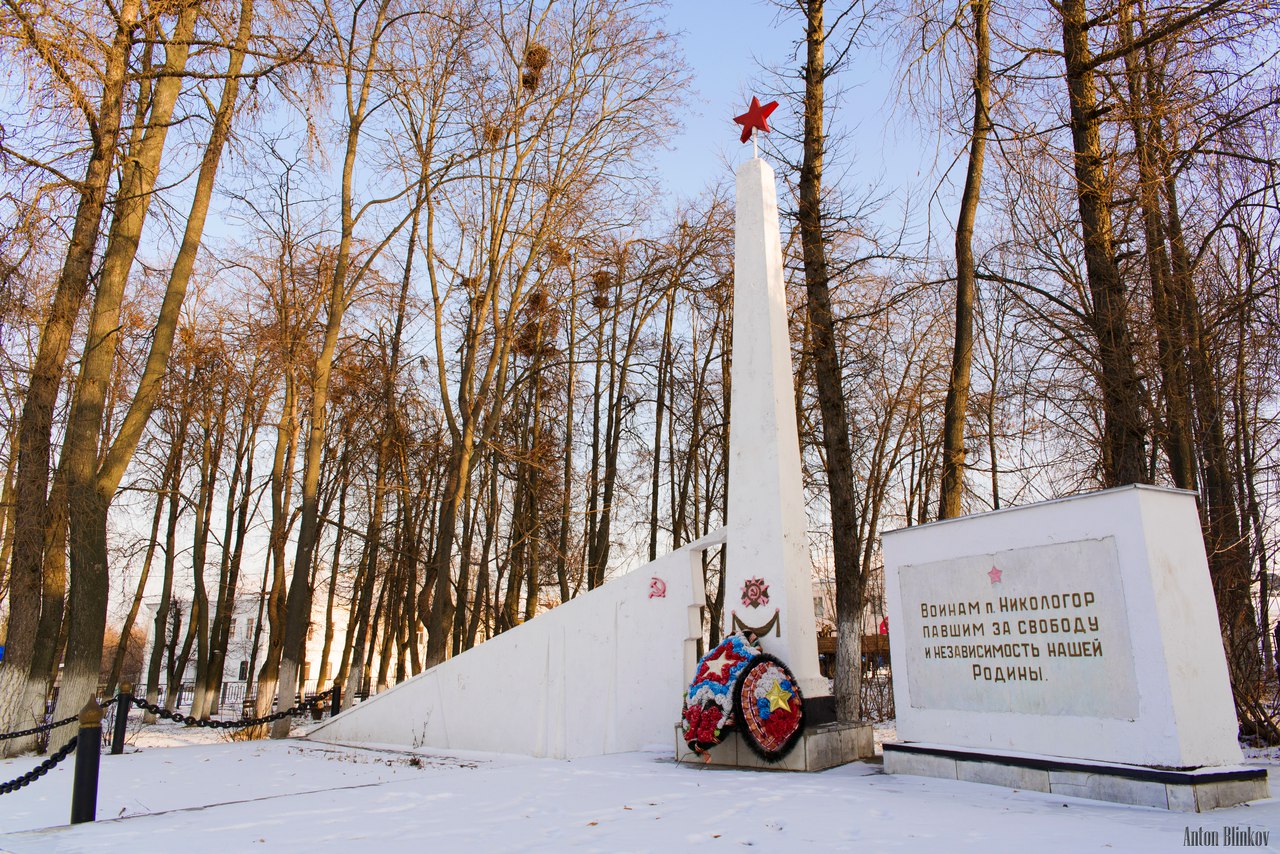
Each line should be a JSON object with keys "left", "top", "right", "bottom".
{"left": 988, "top": 565, "right": 1003, "bottom": 585}
{"left": 734, "top": 96, "right": 779, "bottom": 144}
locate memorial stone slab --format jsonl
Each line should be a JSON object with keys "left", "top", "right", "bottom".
{"left": 881, "top": 485, "right": 1268, "bottom": 810}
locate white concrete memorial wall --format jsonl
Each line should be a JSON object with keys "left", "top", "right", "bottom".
{"left": 308, "top": 535, "right": 716, "bottom": 759}
{"left": 884, "top": 484, "right": 1243, "bottom": 769}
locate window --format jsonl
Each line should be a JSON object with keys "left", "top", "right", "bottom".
{"left": 238, "top": 661, "right": 248, "bottom": 680}
{"left": 814, "top": 597, "right": 825, "bottom": 619}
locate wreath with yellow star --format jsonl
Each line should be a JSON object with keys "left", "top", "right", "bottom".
{"left": 733, "top": 653, "right": 805, "bottom": 762}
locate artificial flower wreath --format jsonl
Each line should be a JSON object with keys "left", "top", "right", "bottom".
{"left": 681, "top": 632, "right": 761, "bottom": 754}
{"left": 733, "top": 653, "right": 805, "bottom": 762}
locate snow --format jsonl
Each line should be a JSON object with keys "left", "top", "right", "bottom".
{"left": 2, "top": 719, "right": 1278, "bottom": 852}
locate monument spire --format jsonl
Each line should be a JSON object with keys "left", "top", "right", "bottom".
{"left": 724, "top": 149, "right": 827, "bottom": 705}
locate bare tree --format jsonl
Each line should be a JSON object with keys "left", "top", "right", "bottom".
{"left": 0, "top": 0, "right": 142, "bottom": 744}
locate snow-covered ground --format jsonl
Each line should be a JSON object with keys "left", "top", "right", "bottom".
{"left": 2, "top": 719, "right": 1278, "bottom": 852}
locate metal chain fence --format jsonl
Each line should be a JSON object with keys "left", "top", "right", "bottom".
{"left": 128, "top": 687, "right": 334, "bottom": 730}
{"left": 0, "top": 696, "right": 118, "bottom": 743}
{"left": 0, "top": 735, "right": 79, "bottom": 795}
{"left": 0, "top": 687, "right": 335, "bottom": 802}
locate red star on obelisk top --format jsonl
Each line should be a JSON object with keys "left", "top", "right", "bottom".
{"left": 734, "top": 96, "right": 779, "bottom": 145}
{"left": 988, "top": 565, "right": 1003, "bottom": 585}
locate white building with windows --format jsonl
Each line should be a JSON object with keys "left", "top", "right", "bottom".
{"left": 135, "top": 595, "right": 362, "bottom": 710}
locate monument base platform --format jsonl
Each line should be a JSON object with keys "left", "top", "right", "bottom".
{"left": 884, "top": 742, "right": 1270, "bottom": 811}
{"left": 675, "top": 721, "right": 873, "bottom": 772}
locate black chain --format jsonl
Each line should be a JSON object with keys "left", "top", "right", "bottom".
{"left": 0, "top": 735, "right": 78, "bottom": 796}
{"left": 0, "top": 714, "right": 79, "bottom": 742}
{"left": 0, "top": 695, "right": 118, "bottom": 741}
{"left": 0, "top": 689, "right": 333, "bottom": 797}
{"left": 130, "top": 687, "right": 333, "bottom": 731}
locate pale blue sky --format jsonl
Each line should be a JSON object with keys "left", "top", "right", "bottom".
{"left": 650, "top": 1, "right": 931, "bottom": 229}
{"left": 653, "top": 1, "right": 792, "bottom": 193}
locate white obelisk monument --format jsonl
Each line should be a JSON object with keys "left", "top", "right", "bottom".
{"left": 724, "top": 156, "right": 829, "bottom": 708}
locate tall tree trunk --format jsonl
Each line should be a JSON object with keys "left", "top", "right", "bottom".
{"left": 452, "top": 469, "right": 476, "bottom": 655}
{"left": 1239, "top": 356, "right": 1269, "bottom": 677}
{"left": 106, "top": 473, "right": 167, "bottom": 695}
{"left": 424, "top": 435, "right": 472, "bottom": 661}
{"left": 207, "top": 402, "right": 258, "bottom": 715}
{"left": 938, "top": 0, "right": 991, "bottom": 519}
{"left": 54, "top": 0, "right": 256, "bottom": 734}
{"left": 1163, "top": 158, "right": 1258, "bottom": 713}
{"left": 11, "top": 472, "right": 70, "bottom": 754}
{"left": 585, "top": 307, "right": 604, "bottom": 588}
{"left": 1119, "top": 13, "right": 1195, "bottom": 490}
{"left": 167, "top": 604, "right": 197, "bottom": 709}
{"left": 0, "top": 0, "right": 141, "bottom": 745}
{"left": 0, "top": 446, "right": 17, "bottom": 612}
{"left": 587, "top": 272, "right": 625, "bottom": 589}
{"left": 62, "top": 4, "right": 201, "bottom": 648}
{"left": 648, "top": 293, "right": 674, "bottom": 561}
{"left": 343, "top": 493, "right": 383, "bottom": 708}
{"left": 798, "top": 0, "right": 860, "bottom": 720}
{"left": 144, "top": 410, "right": 188, "bottom": 722}
{"left": 189, "top": 395, "right": 227, "bottom": 720}
{"left": 1058, "top": 0, "right": 1149, "bottom": 487}
{"left": 273, "top": 0, "right": 396, "bottom": 736}
{"left": 246, "top": 557, "right": 270, "bottom": 710}
{"left": 555, "top": 288, "right": 578, "bottom": 603}
{"left": 316, "top": 445, "right": 348, "bottom": 690}
{"left": 375, "top": 506, "right": 407, "bottom": 692}
{"left": 256, "top": 374, "right": 298, "bottom": 719}
{"left": 161, "top": 604, "right": 184, "bottom": 708}
{"left": 466, "top": 463, "right": 499, "bottom": 650}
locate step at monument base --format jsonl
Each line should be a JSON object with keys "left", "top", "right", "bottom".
{"left": 674, "top": 721, "right": 873, "bottom": 772}
{"left": 884, "top": 742, "right": 1269, "bottom": 811}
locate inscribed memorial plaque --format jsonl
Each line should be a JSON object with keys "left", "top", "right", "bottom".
{"left": 897, "top": 537, "right": 1138, "bottom": 719}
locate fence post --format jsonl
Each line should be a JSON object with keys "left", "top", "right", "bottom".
{"left": 331, "top": 681, "right": 342, "bottom": 718}
{"left": 70, "top": 699, "right": 102, "bottom": 825}
{"left": 110, "top": 682, "right": 132, "bottom": 755}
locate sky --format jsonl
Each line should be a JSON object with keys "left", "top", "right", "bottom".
{"left": 649, "top": 1, "right": 930, "bottom": 216}
{"left": 652, "top": 1, "right": 794, "bottom": 194}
